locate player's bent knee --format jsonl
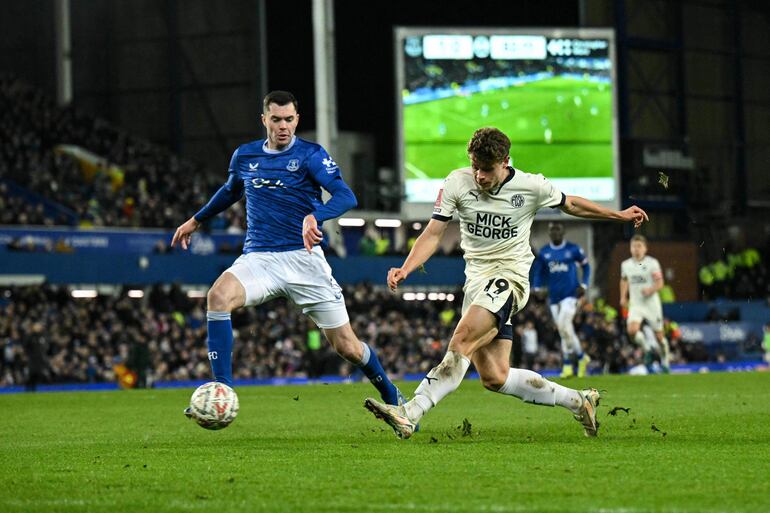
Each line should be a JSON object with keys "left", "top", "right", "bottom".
{"left": 207, "top": 287, "right": 225, "bottom": 311}
{"left": 207, "top": 284, "right": 239, "bottom": 312}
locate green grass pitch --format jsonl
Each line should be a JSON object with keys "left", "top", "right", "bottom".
{"left": 404, "top": 77, "right": 613, "bottom": 180}
{"left": 2, "top": 372, "right": 769, "bottom": 512}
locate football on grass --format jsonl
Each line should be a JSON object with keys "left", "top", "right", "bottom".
{"left": 188, "top": 382, "right": 239, "bottom": 430}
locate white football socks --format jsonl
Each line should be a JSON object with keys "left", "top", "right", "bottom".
{"left": 633, "top": 330, "right": 648, "bottom": 349}
{"left": 660, "top": 336, "right": 671, "bottom": 367}
{"left": 404, "top": 351, "right": 470, "bottom": 423}
{"left": 642, "top": 325, "right": 660, "bottom": 353}
{"left": 497, "top": 368, "right": 583, "bottom": 414}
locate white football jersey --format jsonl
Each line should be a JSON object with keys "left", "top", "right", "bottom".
{"left": 433, "top": 167, "right": 564, "bottom": 277}
{"left": 621, "top": 255, "right": 663, "bottom": 308}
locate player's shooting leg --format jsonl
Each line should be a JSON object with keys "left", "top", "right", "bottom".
{"left": 468, "top": 313, "right": 584, "bottom": 414}
{"left": 496, "top": 366, "right": 584, "bottom": 414}
{"left": 404, "top": 306, "right": 498, "bottom": 423}
{"left": 473, "top": 338, "right": 512, "bottom": 391}
{"left": 205, "top": 272, "right": 247, "bottom": 386}
{"left": 447, "top": 305, "right": 501, "bottom": 356}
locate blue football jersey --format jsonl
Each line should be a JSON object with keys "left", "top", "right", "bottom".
{"left": 224, "top": 136, "right": 345, "bottom": 253}
{"left": 533, "top": 241, "right": 590, "bottom": 303}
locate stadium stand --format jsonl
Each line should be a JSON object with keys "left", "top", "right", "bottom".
{"left": 0, "top": 72, "right": 766, "bottom": 388}
{"left": 0, "top": 74, "right": 226, "bottom": 229}
{"left": 1, "top": 282, "right": 708, "bottom": 388}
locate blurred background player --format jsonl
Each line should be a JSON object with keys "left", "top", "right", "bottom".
{"left": 620, "top": 235, "right": 670, "bottom": 373}
{"left": 172, "top": 91, "right": 404, "bottom": 418}
{"left": 520, "top": 320, "right": 539, "bottom": 370}
{"left": 23, "top": 322, "right": 48, "bottom": 392}
{"left": 533, "top": 221, "right": 591, "bottom": 378}
{"left": 364, "top": 127, "right": 649, "bottom": 439}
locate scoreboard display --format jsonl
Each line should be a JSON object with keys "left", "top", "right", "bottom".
{"left": 395, "top": 28, "right": 619, "bottom": 211}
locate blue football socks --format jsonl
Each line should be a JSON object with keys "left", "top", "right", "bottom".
{"left": 207, "top": 311, "right": 233, "bottom": 386}
{"left": 357, "top": 342, "right": 399, "bottom": 405}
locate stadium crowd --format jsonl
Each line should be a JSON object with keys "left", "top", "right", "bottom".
{"left": 1, "top": 283, "right": 700, "bottom": 389}
{"left": 0, "top": 74, "right": 222, "bottom": 229}
{"left": 698, "top": 245, "right": 770, "bottom": 301}
{"left": 0, "top": 75, "right": 766, "bottom": 390}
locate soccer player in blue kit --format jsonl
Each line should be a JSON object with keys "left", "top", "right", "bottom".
{"left": 172, "top": 91, "right": 404, "bottom": 417}
{"left": 533, "top": 222, "right": 592, "bottom": 378}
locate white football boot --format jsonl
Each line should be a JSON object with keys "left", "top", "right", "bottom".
{"left": 364, "top": 398, "right": 417, "bottom": 439}
{"left": 574, "top": 388, "right": 601, "bottom": 437}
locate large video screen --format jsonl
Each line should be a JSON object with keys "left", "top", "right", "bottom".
{"left": 396, "top": 28, "right": 619, "bottom": 209}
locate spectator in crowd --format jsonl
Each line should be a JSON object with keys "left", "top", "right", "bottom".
{"left": 23, "top": 321, "right": 48, "bottom": 391}
{"left": 0, "top": 74, "right": 230, "bottom": 229}
{"left": 519, "top": 320, "right": 538, "bottom": 370}
{"left": 0, "top": 282, "right": 715, "bottom": 388}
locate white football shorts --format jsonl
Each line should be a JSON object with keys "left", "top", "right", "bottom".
{"left": 627, "top": 304, "right": 664, "bottom": 332}
{"left": 225, "top": 246, "right": 349, "bottom": 329}
{"left": 462, "top": 268, "right": 529, "bottom": 340}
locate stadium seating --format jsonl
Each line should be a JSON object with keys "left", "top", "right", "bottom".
{"left": 0, "top": 74, "right": 228, "bottom": 229}
{"left": 1, "top": 283, "right": 649, "bottom": 388}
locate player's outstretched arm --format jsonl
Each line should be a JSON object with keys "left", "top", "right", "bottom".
{"left": 387, "top": 219, "right": 448, "bottom": 291}
{"left": 171, "top": 177, "right": 244, "bottom": 250}
{"left": 171, "top": 217, "right": 201, "bottom": 251}
{"left": 561, "top": 195, "right": 649, "bottom": 228}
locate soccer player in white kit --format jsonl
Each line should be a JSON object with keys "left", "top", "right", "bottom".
{"left": 364, "top": 128, "right": 648, "bottom": 439}
{"left": 620, "top": 235, "right": 670, "bottom": 373}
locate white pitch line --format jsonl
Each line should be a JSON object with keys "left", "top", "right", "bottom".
{"left": 405, "top": 162, "right": 430, "bottom": 179}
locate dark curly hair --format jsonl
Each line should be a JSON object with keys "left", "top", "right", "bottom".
{"left": 467, "top": 127, "right": 511, "bottom": 168}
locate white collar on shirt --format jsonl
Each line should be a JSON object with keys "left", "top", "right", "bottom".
{"left": 549, "top": 241, "right": 567, "bottom": 250}
{"left": 263, "top": 136, "right": 297, "bottom": 154}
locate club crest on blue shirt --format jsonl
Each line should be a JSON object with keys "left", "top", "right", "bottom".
{"left": 286, "top": 159, "right": 300, "bottom": 172}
